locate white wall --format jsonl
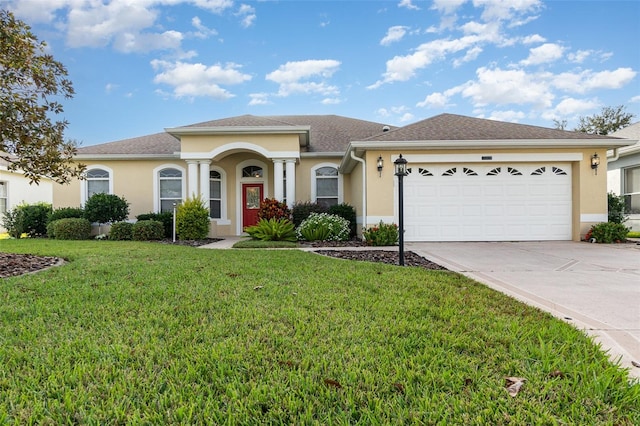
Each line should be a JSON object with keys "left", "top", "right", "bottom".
{"left": 0, "top": 169, "right": 53, "bottom": 232}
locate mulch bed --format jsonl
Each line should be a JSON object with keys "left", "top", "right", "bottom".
{"left": 0, "top": 253, "right": 63, "bottom": 279}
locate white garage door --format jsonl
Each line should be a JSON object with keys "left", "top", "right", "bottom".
{"left": 402, "top": 163, "right": 572, "bottom": 241}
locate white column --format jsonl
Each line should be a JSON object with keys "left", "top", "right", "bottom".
{"left": 273, "top": 159, "right": 284, "bottom": 201}
{"left": 186, "top": 160, "right": 199, "bottom": 198}
{"left": 285, "top": 159, "right": 296, "bottom": 207}
{"left": 199, "top": 160, "right": 211, "bottom": 205}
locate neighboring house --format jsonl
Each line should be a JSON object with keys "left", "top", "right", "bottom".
{"left": 0, "top": 157, "right": 53, "bottom": 232}
{"left": 607, "top": 122, "right": 640, "bottom": 231}
{"left": 52, "top": 113, "right": 632, "bottom": 242}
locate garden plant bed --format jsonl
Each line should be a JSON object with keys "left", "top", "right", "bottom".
{"left": 0, "top": 252, "right": 63, "bottom": 278}
{"left": 314, "top": 249, "right": 448, "bottom": 270}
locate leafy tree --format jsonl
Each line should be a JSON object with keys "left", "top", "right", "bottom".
{"left": 552, "top": 119, "right": 567, "bottom": 130}
{"left": 0, "top": 10, "right": 85, "bottom": 184}
{"left": 575, "top": 105, "right": 635, "bottom": 135}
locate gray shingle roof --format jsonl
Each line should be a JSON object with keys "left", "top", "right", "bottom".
{"left": 365, "top": 113, "right": 611, "bottom": 141}
{"left": 77, "top": 132, "right": 180, "bottom": 156}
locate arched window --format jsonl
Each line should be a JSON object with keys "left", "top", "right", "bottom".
{"left": 209, "top": 170, "right": 222, "bottom": 219}
{"left": 86, "top": 168, "right": 110, "bottom": 198}
{"left": 242, "top": 166, "right": 263, "bottom": 178}
{"left": 312, "top": 165, "right": 340, "bottom": 208}
{"left": 159, "top": 168, "right": 183, "bottom": 213}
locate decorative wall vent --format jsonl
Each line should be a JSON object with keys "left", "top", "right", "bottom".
{"left": 508, "top": 167, "right": 522, "bottom": 176}
{"left": 487, "top": 167, "right": 501, "bottom": 176}
{"left": 463, "top": 167, "right": 478, "bottom": 176}
{"left": 531, "top": 167, "right": 546, "bottom": 176}
{"left": 442, "top": 167, "right": 457, "bottom": 176}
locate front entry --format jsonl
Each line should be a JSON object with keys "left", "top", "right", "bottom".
{"left": 242, "top": 183, "right": 263, "bottom": 229}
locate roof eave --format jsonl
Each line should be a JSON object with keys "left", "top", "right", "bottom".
{"left": 74, "top": 153, "right": 181, "bottom": 160}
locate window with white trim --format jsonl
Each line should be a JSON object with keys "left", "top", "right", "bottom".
{"left": 314, "top": 166, "right": 339, "bottom": 208}
{"left": 86, "top": 168, "right": 110, "bottom": 199}
{"left": 0, "top": 182, "right": 7, "bottom": 214}
{"left": 623, "top": 166, "right": 640, "bottom": 214}
{"left": 209, "top": 170, "right": 222, "bottom": 219}
{"left": 159, "top": 168, "right": 183, "bottom": 213}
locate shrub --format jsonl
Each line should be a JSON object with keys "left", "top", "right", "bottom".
{"left": 608, "top": 192, "right": 628, "bottom": 224}
{"left": 296, "top": 213, "right": 350, "bottom": 242}
{"left": 2, "top": 208, "right": 23, "bottom": 239}
{"left": 588, "top": 222, "right": 629, "bottom": 243}
{"left": 137, "top": 212, "right": 173, "bottom": 238}
{"left": 328, "top": 203, "right": 357, "bottom": 238}
{"left": 132, "top": 220, "right": 164, "bottom": 241}
{"left": 84, "top": 193, "right": 130, "bottom": 225}
{"left": 363, "top": 221, "right": 399, "bottom": 246}
{"left": 52, "top": 218, "right": 91, "bottom": 240}
{"left": 109, "top": 222, "right": 134, "bottom": 241}
{"left": 258, "top": 198, "right": 291, "bottom": 221}
{"left": 291, "top": 201, "right": 327, "bottom": 227}
{"left": 48, "top": 207, "right": 84, "bottom": 223}
{"left": 245, "top": 218, "right": 296, "bottom": 241}
{"left": 17, "top": 203, "right": 52, "bottom": 237}
{"left": 175, "top": 195, "right": 210, "bottom": 240}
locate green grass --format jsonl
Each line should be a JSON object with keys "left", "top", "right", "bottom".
{"left": 0, "top": 240, "right": 638, "bottom": 424}
{"left": 233, "top": 239, "right": 299, "bottom": 249}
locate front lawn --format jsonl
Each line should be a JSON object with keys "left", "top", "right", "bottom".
{"left": 0, "top": 240, "right": 638, "bottom": 424}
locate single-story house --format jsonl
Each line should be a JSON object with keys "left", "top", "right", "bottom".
{"left": 52, "top": 113, "right": 634, "bottom": 242}
{"left": 607, "top": 122, "right": 640, "bottom": 232}
{"left": 0, "top": 156, "right": 53, "bottom": 232}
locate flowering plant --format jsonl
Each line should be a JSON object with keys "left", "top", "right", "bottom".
{"left": 296, "top": 213, "right": 350, "bottom": 241}
{"left": 363, "top": 221, "right": 398, "bottom": 246}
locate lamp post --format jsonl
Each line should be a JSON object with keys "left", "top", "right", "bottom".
{"left": 394, "top": 154, "right": 408, "bottom": 266}
{"left": 172, "top": 202, "right": 177, "bottom": 242}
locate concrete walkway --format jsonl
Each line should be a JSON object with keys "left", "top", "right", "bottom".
{"left": 201, "top": 238, "right": 640, "bottom": 378}
{"left": 408, "top": 241, "right": 640, "bottom": 378}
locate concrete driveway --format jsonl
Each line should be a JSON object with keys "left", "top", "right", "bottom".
{"left": 407, "top": 241, "right": 640, "bottom": 378}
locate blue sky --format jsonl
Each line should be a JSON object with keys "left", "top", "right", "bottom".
{"left": 5, "top": 0, "right": 640, "bottom": 146}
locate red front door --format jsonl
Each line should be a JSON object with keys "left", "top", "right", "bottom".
{"left": 242, "top": 183, "right": 263, "bottom": 229}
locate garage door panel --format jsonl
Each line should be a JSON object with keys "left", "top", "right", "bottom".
{"left": 403, "top": 163, "right": 572, "bottom": 241}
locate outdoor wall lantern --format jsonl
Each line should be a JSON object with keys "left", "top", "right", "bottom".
{"left": 377, "top": 156, "right": 384, "bottom": 177}
{"left": 591, "top": 152, "right": 600, "bottom": 175}
{"left": 394, "top": 154, "right": 408, "bottom": 266}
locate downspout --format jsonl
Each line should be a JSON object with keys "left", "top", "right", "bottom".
{"left": 607, "top": 148, "right": 619, "bottom": 162}
{"left": 350, "top": 150, "right": 366, "bottom": 239}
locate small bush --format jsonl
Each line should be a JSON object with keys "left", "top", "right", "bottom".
{"left": 84, "top": 193, "right": 130, "bottom": 224}
{"left": 2, "top": 209, "right": 23, "bottom": 239}
{"left": 132, "top": 220, "right": 164, "bottom": 241}
{"left": 258, "top": 198, "right": 291, "bottom": 221}
{"left": 176, "top": 195, "right": 210, "bottom": 240}
{"left": 328, "top": 203, "right": 357, "bottom": 237}
{"left": 137, "top": 212, "right": 173, "bottom": 238}
{"left": 245, "top": 218, "right": 296, "bottom": 241}
{"left": 587, "top": 222, "right": 629, "bottom": 243}
{"left": 296, "top": 213, "right": 350, "bottom": 242}
{"left": 608, "top": 192, "right": 628, "bottom": 224}
{"left": 48, "top": 207, "right": 85, "bottom": 224}
{"left": 363, "top": 221, "right": 399, "bottom": 246}
{"left": 109, "top": 222, "right": 134, "bottom": 241}
{"left": 291, "top": 201, "right": 327, "bottom": 227}
{"left": 52, "top": 218, "right": 91, "bottom": 240}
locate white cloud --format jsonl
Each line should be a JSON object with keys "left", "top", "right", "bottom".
{"left": 191, "top": 16, "right": 218, "bottom": 39}
{"left": 552, "top": 97, "right": 600, "bottom": 116}
{"left": 236, "top": 4, "right": 256, "bottom": 28}
{"left": 521, "top": 34, "right": 545, "bottom": 44}
{"left": 105, "top": 83, "right": 118, "bottom": 93}
{"left": 453, "top": 46, "right": 483, "bottom": 67}
{"left": 460, "top": 66, "right": 555, "bottom": 109}
{"left": 431, "top": 0, "right": 466, "bottom": 14}
{"left": 630, "top": 95, "right": 640, "bottom": 103}
{"left": 381, "top": 26, "right": 409, "bottom": 46}
{"left": 321, "top": 97, "right": 342, "bottom": 105}
{"left": 266, "top": 60, "right": 341, "bottom": 97}
{"left": 520, "top": 43, "right": 564, "bottom": 66}
{"left": 552, "top": 68, "right": 637, "bottom": 94}
{"left": 399, "top": 112, "right": 415, "bottom": 122}
{"left": 474, "top": 0, "right": 542, "bottom": 22}
{"left": 151, "top": 59, "right": 252, "bottom": 99}
{"left": 567, "top": 49, "right": 592, "bottom": 64}
{"left": 398, "top": 0, "right": 420, "bottom": 11}
{"left": 248, "top": 93, "right": 271, "bottom": 106}
{"left": 416, "top": 92, "right": 450, "bottom": 108}
{"left": 8, "top": 0, "right": 69, "bottom": 23}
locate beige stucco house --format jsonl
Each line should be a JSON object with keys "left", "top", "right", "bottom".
{"left": 52, "top": 113, "right": 634, "bottom": 242}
